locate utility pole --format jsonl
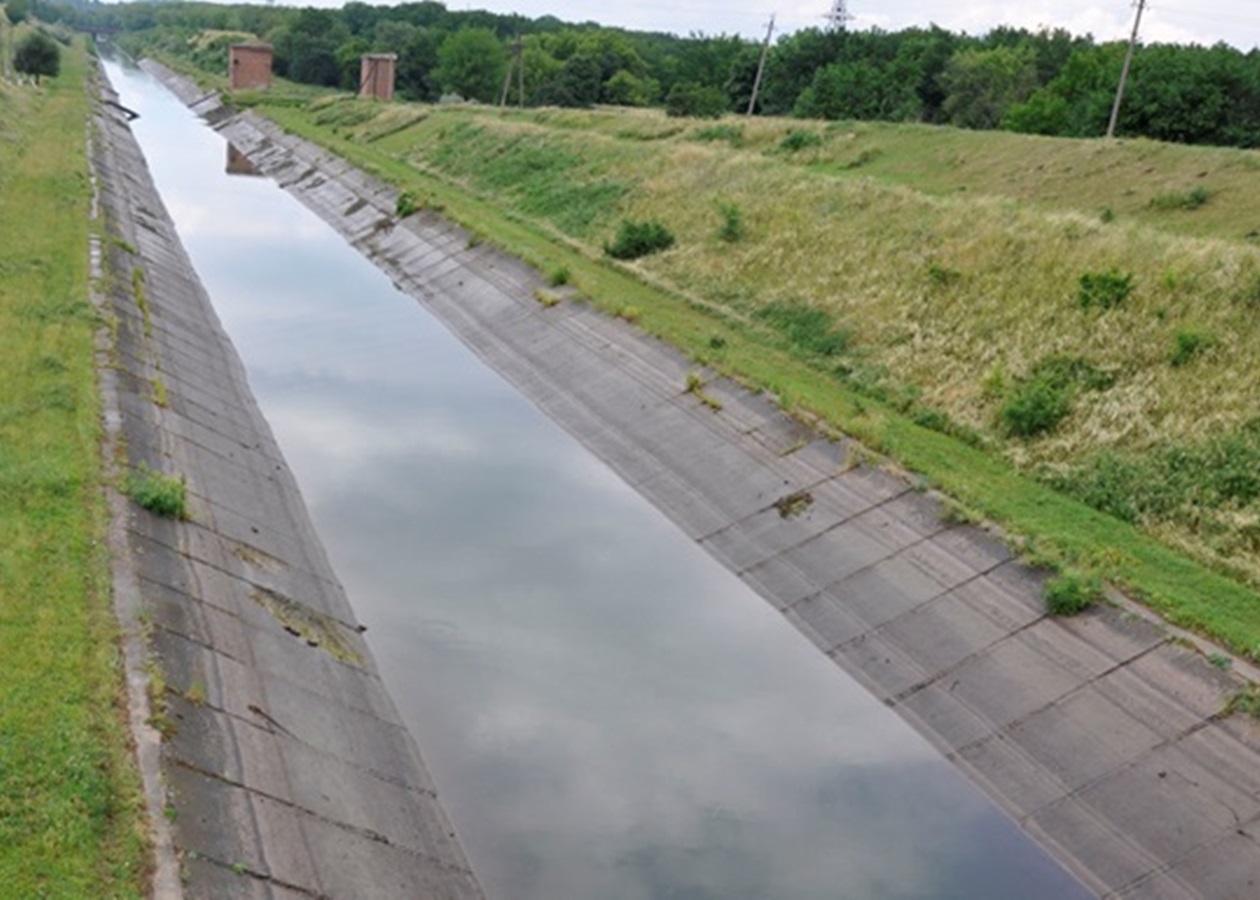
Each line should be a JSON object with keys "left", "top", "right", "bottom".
{"left": 499, "top": 35, "right": 522, "bottom": 108}
{"left": 517, "top": 35, "right": 525, "bottom": 108}
{"left": 1107, "top": 0, "right": 1147, "bottom": 138}
{"left": 746, "top": 14, "right": 775, "bottom": 116}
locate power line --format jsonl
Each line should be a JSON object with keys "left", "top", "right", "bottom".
{"left": 1107, "top": 0, "right": 1147, "bottom": 139}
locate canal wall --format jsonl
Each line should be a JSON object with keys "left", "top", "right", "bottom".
{"left": 91, "top": 65, "right": 484, "bottom": 898}
{"left": 147, "top": 62, "right": 1260, "bottom": 898}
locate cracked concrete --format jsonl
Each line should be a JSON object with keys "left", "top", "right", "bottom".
{"left": 137, "top": 60, "right": 1260, "bottom": 898}
{"left": 93, "top": 65, "right": 483, "bottom": 899}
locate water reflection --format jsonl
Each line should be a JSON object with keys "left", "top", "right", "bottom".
{"left": 225, "top": 142, "right": 260, "bottom": 177}
{"left": 104, "top": 57, "right": 1090, "bottom": 900}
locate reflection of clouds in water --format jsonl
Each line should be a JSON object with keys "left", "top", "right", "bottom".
{"left": 109, "top": 57, "right": 1087, "bottom": 900}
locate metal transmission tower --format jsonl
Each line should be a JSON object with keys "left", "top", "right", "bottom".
{"left": 825, "top": 0, "right": 853, "bottom": 30}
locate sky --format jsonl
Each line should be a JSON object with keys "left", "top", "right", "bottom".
{"left": 429, "top": 0, "right": 1260, "bottom": 50}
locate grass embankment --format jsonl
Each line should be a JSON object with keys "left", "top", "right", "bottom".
{"left": 0, "top": 33, "right": 148, "bottom": 896}
{"left": 234, "top": 90, "right": 1260, "bottom": 657}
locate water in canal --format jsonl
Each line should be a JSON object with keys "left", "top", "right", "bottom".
{"left": 104, "top": 58, "right": 1089, "bottom": 900}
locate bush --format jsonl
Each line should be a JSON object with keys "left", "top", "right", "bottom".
{"left": 1045, "top": 573, "right": 1100, "bottom": 616}
{"left": 126, "top": 465, "right": 188, "bottom": 520}
{"left": 1078, "top": 270, "right": 1134, "bottom": 310}
{"left": 1169, "top": 329, "right": 1217, "bottom": 367}
{"left": 604, "top": 219, "right": 675, "bottom": 260}
{"left": 14, "top": 30, "right": 60, "bottom": 84}
{"left": 396, "top": 191, "right": 421, "bottom": 218}
{"left": 1000, "top": 376, "right": 1072, "bottom": 437}
{"left": 665, "top": 82, "right": 729, "bottom": 119}
{"left": 780, "top": 129, "right": 823, "bottom": 152}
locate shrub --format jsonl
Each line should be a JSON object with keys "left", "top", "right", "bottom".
{"left": 14, "top": 30, "right": 60, "bottom": 84}
{"left": 1078, "top": 270, "right": 1134, "bottom": 310}
{"left": 604, "top": 219, "right": 675, "bottom": 260}
{"left": 1151, "top": 186, "right": 1211, "bottom": 211}
{"left": 1169, "top": 329, "right": 1217, "bottom": 367}
{"left": 1045, "top": 573, "right": 1100, "bottom": 616}
{"left": 780, "top": 129, "right": 823, "bottom": 152}
{"left": 1000, "top": 376, "right": 1072, "bottom": 437}
{"left": 127, "top": 464, "right": 188, "bottom": 520}
{"left": 716, "top": 202, "right": 744, "bottom": 243}
{"left": 665, "top": 82, "right": 728, "bottom": 119}
{"left": 547, "top": 265, "right": 570, "bottom": 287}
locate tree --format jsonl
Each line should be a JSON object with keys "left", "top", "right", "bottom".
{"left": 4, "top": 0, "right": 30, "bottom": 26}
{"left": 14, "top": 30, "right": 59, "bottom": 84}
{"left": 665, "top": 81, "right": 728, "bottom": 118}
{"left": 434, "top": 27, "right": 506, "bottom": 102}
{"left": 940, "top": 45, "right": 1038, "bottom": 130}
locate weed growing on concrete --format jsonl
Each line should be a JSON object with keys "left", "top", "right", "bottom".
{"left": 684, "top": 370, "right": 723, "bottom": 411}
{"left": 774, "top": 489, "right": 815, "bottom": 519}
{"left": 1208, "top": 652, "right": 1233, "bottom": 669}
{"left": 395, "top": 190, "right": 421, "bottom": 218}
{"left": 150, "top": 375, "right": 167, "bottom": 407}
{"left": 1045, "top": 572, "right": 1101, "bottom": 616}
{"left": 533, "top": 287, "right": 560, "bottom": 308}
{"left": 1226, "top": 686, "right": 1260, "bottom": 719}
{"left": 605, "top": 219, "right": 675, "bottom": 260}
{"left": 126, "top": 463, "right": 188, "bottom": 520}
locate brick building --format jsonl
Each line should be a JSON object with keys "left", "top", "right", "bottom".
{"left": 228, "top": 43, "right": 273, "bottom": 91}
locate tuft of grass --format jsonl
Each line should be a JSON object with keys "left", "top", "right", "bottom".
{"left": 1151, "top": 185, "right": 1211, "bottom": 211}
{"left": 604, "top": 218, "right": 675, "bottom": 260}
{"left": 1045, "top": 572, "right": 1102, "bottom": 616}
{"left": 533, "top": 287, "right": 561, "bottom": 308}
{"left": 716, "top": 201, "right": 745, "bottom": 243}
{"left": 1078, "top": 269, "right": 1134, "bottom": 310}
{"left": 1226, "top": 686, "right": 1260, "bottom": 719}
{"left": 692, "top": 123, "right": 744, "bottom": 145}
{"left": 1169, "top": 329, "right": 1217, "bottom": 367}
{"left": 780, "top": 129, "right": 823, "bottom": 152}
{"left": 126, "top": 464, "right": 188, "bottom": 520}
{"left": 395, "top": 190, "right": 421, "bottom": 218}
{"left": 547, "top": 264, "right": 570, "bottom": 287}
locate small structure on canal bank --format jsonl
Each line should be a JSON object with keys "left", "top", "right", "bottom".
{"left": 359, "top": 53, "right": 397, "bottom": 101}
{"left": 228, "top": 42, "right": 272, "bottom": 91}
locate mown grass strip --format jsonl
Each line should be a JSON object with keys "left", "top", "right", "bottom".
{"left": 0, "top": 36, "right": 148, "bottom": 896}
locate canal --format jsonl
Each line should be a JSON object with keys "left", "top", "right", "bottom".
{"left": 103, "top": 58, "right": 1089, "bottom": 900}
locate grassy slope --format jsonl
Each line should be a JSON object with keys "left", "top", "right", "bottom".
{"left": 0, "top": 32, "right": 147, "bottom": 896}
{"left": 233, "top": 94, "right": 1260, "bottom": 663}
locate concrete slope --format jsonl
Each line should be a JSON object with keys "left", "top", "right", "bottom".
{"left": 150, "top": 63, "right": 1260, "bottom": 898}
{"left": 93, "top": 66, "right": 483, "bottom": 899}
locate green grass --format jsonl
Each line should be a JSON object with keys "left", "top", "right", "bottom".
{"left": 125, "top": 464, "right": 187, "bottom": 520}
{"left": 0, "top": 34, "right": 149, "bottom": 896}
{"left": 241, "top": 94, "right": 1260, "bottom": 660}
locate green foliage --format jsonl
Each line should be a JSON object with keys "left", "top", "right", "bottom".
{"left": 941, "top": 46, "right": 1038, "bottom": 130}
{"left": 691, "top": 123, "right": 744, "bottom": 145}
{"left": 395, "top": 190, "right": 420, "bottom": 217}
{"left": 4, "top": 0, "right": 29, "bottom": 25}
{"left": 547, "top": 265, "right": 570, "bottom": 287}
{"left": 1045, "top": 572, "right": 1101, "bottom": 616}
{"left": 14, "top": 30, "right": 60, "bottom": 83}
{"left": 1151, "top": 186, "right": 1212, "bottom": 211}
{"left": 604, "top": 218, "right": 675, "bottom": 260}
{"left": 715, "top": 201, "right": 744, "bottom": 243}
{"left": 126, "top": 464, "right": 188, "bottom": 520}
{"left": 434, "top": 27, "right": 506, "bottom": 103}
{"left": 754, "top": 300, "right": 850, "bottom": 358}
{"left": 1000, "top": 355, "right": 1113, "bottom": 439}
{"left": 1078, "top": 270, "right": 1134, "bottom": 311}
{"left": 779, "top": 129, "right": 823, "bottom": 152}
{"left": 1169, "top": 329, "right": 1217, "bottom": 367}
{"left": 665, "top": 81, "right": 728, "bottom": 118}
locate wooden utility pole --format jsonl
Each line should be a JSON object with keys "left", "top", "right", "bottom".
{"left": 517, "top": 35, "right": 525, "bottom": 107}
{"left": 1107, "top": 0, "right": 1147, "bottom": 138}
{"left": 746, "top": 14, "right": 775, "bottom": 116}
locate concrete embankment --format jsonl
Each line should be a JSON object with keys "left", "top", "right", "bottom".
{"left": 146, "top": 63, "right": 1260, "bottom": 898}
{"left": 91, "top": 64, "right": 483, "bottom": 899}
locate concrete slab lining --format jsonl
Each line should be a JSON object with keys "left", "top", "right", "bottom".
{"left": 144, "top": 62, "right": 1260, "bottom": 899}
{"left": 93, "top": 66, "right": 483, "bottom": 898}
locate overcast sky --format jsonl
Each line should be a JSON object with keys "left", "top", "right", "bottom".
{"left": 429, "top": 0, "right": 1260, "bottom": 50}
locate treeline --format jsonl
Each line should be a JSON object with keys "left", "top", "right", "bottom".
{"left": 34, "top": 0, "right": 1260, "bottom": 149}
